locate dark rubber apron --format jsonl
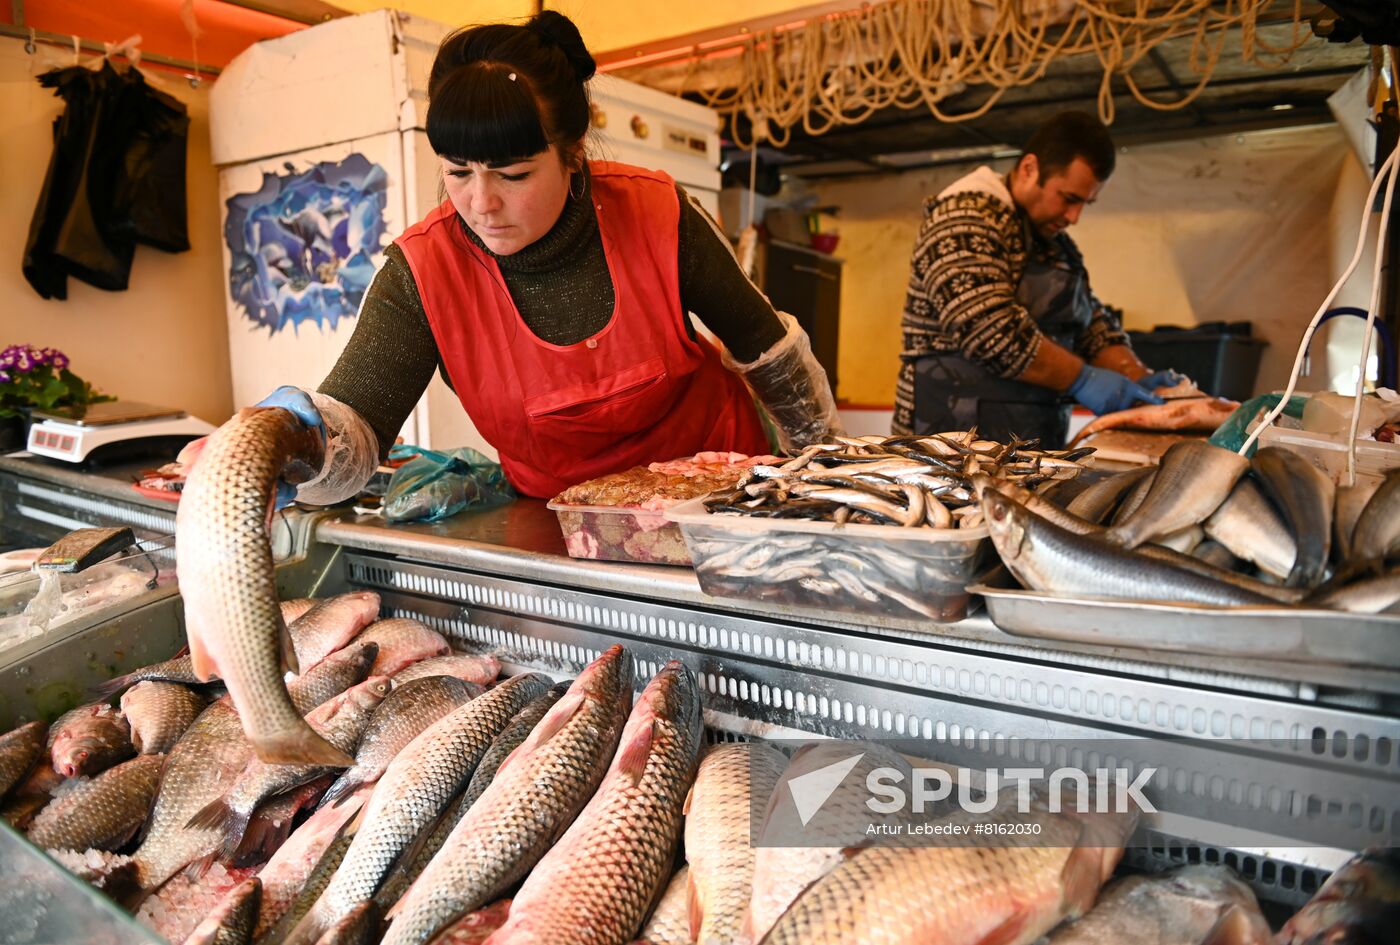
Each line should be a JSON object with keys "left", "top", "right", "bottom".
{"left": 912, "top": 219, "right": 1094, "bottom": 448}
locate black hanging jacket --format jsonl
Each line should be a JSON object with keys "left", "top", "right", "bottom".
{"left": 23, "top": 61, "right": 190, "bottom": 300}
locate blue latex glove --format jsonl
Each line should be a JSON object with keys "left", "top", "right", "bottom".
{"left": 255, "top": 386, "right": 325, "bottom": 509}
{"left": 1067, "top": 365, "right": 1164, "bottom": 415}
{"left": 1138, "top": 368, "right": 1186, "bottom": 391}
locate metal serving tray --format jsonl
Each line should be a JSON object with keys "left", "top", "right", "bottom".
{"left": 971, "top": 584, "right": 1400, "bottom": 669}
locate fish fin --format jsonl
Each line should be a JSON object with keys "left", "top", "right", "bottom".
{"left": 279, "top": 616, "right": 301, "bottom": 676}
{"left": 319, "top": 774, "right": 357, "bottom": 811}
{"left": 185, "top": 850, "right": 217, "bottom": 881}
{"left": 186, "top": 799, "right": 254, "bottom": 862}
{"left": 683, "top": 783, "right": 694, "bottom": 816}
{"left": 252, "top": 728, "right": 354, "bottom": 767}
{"left": 1059, "top": 844, "right": 1108, "bottom": 919}
{"left": 233, "top": 803, "right": 293, "bottom": 866}
{"left": 187, "top": 632, "right": 219, "bottom": 683}
{"left": 87, "top": 672, "right": 134, "bottom": 701}
{"left": 517, "top": 692, "right": 586, "bottom": 756}
{"left": 972, "top": 909, "right": 1029, "bottom": 945}
{"left": 616, "top": 719, "right": 656, "bottom": 787}
{"left": 687, "top": 871, "right": 704, "bottom": 941}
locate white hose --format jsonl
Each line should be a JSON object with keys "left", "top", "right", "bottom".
{"left": 1344, "top": 145, "right": 1398, "bottom": 486}
{"left": 1238, "top": 144, "right": 1400, "bottom": 457}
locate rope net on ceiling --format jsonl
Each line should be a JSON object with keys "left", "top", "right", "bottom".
{"left": 681, "top": 0, "right": 1310, "bottom": 148}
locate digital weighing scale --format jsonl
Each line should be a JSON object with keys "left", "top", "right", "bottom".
{"left": 24, "top": 401, "right": 215, "bottom": 464}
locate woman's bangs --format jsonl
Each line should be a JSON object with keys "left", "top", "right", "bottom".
{"left": 427, "top": 65, "right": 550, "bottom": 165}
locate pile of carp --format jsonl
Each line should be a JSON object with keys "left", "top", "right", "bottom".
{"left": 978, "top": 439, "right": 1400, "bottom": 613}
{"left": 0, "top": 628, "right": 1395, "bottom": 945}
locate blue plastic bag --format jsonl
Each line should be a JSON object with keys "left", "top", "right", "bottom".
{"left": 1207, "top": 394, "right": 1309, "bottom": 456}
{"left": 383, "top": 445, "right": 515, "bottom": 523}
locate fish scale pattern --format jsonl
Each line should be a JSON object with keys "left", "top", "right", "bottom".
{"left": 374, "top": 684, "right": 569, "bottom": 911}
{"left": 686, "top": 743, "right": 788, "bottom": 945}
{"left": 128, "top": 701, "right": 250, "bottom": 889}
{"left": 122, "top": 681, "right": 208, "bottom": 754}
{"left": 761, "top": 810, "right": 1111, "bottom": 945}
{"left": 382, "top": 649, "right": 632, "bottom": 945}
{"left": 176, "top": 407, "right": 332, "bottom": 763}
{"left": 287, "top": 673, "right": 553, "bottom": 945}
{"left": 322, "top": 675, "right": 475, "bottom": 809}
{"left": 487, "top": 663, "right": 702, "bottom": 945}
{"left": 28, "top": 753, "right": 165, "bottom": 851}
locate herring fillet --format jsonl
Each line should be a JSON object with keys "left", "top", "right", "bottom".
{"left": 1065, "top": 467, "right": 1154, "bottom": 524}
{"left": 374, "top": 683, "right": 569, "bottom": 912}
{"left": 381, "top": 647, "right": 632, "bottom": 945}
{"left": 1349, "top": 467, "right": 1400, "bottom": 563}
{"left": 484, "top": 660, "right": 703, "bottom": 945}
{"left": 176, "top": 406, "right": 349, "bottom": 766}
{"left": 684, "top": 743, "right": 787, "bottom": 945}
{"left": 284, "top": 672, "right": 553, "bottom": 945}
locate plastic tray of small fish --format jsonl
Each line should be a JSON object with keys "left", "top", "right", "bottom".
{"left": 667, "top": 497, "right": 991, "bottom": 622}
{"left": 971, "top": 583, "right": 1400, "bottom": 669}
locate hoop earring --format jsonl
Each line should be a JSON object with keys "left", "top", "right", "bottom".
{"left": 569, "top": 172, "right": 586, "bottom": 201}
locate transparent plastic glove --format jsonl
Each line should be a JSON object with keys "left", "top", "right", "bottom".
{"left": 1139, "top": 368, "right": 1187, "bottom": 391}
{"left": 292, "top": 392, "right": 379, "bottom": 506}
{"left": 255, "top": 386, "right": 326, "bottom": 508}
{"left": 723, "top": 311, "right": 843, "bottom": 452}
{"left": 1067, "top": 364, "right": 1163, "bottom": 415}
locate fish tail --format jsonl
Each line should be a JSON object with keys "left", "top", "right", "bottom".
{"left": 233, "top": 806, "right": 294, "bottom": 867}
{"left": 318, "top": 774, "right": 358, "bottom": 810}
{"left": 253, "top": 727, "right": 355, "bottom": 767}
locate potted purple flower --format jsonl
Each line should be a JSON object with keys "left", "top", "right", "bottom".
{"left": 0, "top": 344, "right": 114, "bottom": 450}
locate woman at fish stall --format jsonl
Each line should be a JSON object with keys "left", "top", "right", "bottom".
{"left": 211, "top": 11, "right": 840, "bottom": 503}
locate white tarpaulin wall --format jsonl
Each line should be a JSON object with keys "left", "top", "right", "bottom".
{"left": 810, "top": 120, "right": 1377, "bottom": 406}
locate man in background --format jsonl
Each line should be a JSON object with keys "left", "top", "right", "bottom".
{"left": 893, "top": 111, "right": 1181, "bottom": 446}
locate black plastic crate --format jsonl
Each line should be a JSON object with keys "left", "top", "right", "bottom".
{"left": 1129, "top": 323, "right": 1268, "bottom": 401}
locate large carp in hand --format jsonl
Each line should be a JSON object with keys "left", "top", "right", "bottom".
{"left": 176, "top": 406, "right": 353, "bottom": 765}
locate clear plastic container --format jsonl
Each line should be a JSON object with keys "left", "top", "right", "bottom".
{"left": 547, "top": 501, "right": 693, "bottom": 566}
{"left": 665, "top": 497, "right": 990, "bottom": 621}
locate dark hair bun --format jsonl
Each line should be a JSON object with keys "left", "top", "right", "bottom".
{"left": 528, "top": 10, "right": 596, "bottom": 82}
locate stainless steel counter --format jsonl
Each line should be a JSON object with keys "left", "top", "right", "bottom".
{"left": 316, "top": 501, "right": 1400, "bottom": 699}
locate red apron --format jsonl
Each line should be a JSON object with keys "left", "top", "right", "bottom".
{"left": 396, "top": 161, "right": 769, "bottom": 498}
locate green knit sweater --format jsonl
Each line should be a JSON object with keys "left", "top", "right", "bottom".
{"left": 320, "top": 169, "right": 785, "bottom": 455}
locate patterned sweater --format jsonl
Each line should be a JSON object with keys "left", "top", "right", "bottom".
{"left": 892, "top": 166, "right": 1128, "bottom": 435}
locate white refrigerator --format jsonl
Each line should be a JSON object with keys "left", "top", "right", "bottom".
{"left": 209, "top": 9, "right": 724, "bottom": 456}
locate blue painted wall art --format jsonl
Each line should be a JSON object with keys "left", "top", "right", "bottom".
{"left": 225, "top": 153, "right": 389, "bottom": 334}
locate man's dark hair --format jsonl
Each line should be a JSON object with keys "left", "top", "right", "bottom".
{"left": 1022, "top": 111, "right": 1116, "bottom": 184}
